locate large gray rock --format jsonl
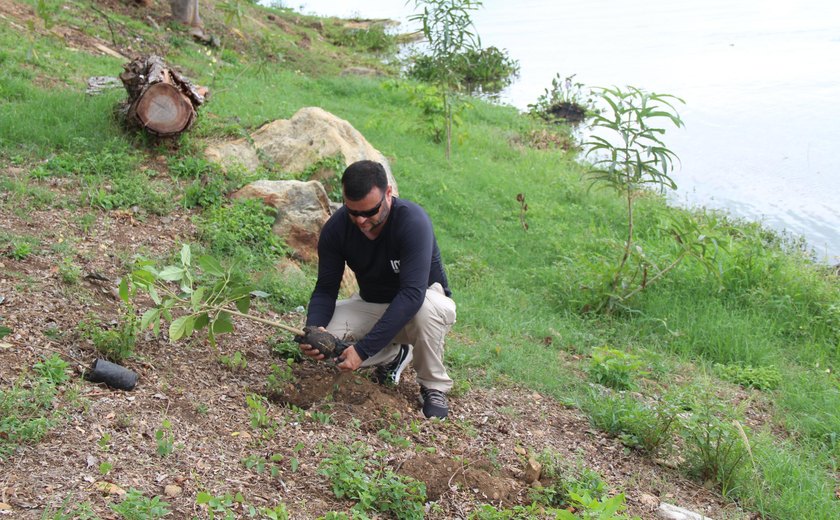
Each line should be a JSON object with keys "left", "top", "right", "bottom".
{"left": 231, "top": 180, "right": 330, "bottom": 263}
{"left": 205, "top": 106, "right": 399, "bottom": 195}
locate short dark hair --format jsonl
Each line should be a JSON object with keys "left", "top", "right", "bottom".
{"left": 341, "top": 160, "right": 388, "bottom": 201}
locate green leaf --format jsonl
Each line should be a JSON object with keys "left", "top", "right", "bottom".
{"left": 235, "top": 295, "right": 250, "bottom": 314}
{"left": 180, "top": 244, "right": 191, "bottom": 267}
{"left": 194, "top": 313, "right": 209, "bottom": 331}
{"left": 0, "top": 325, "right": 11, "bottom": 339}
{"left": 149, "top": 286, "right": 161, "bottom": 305}
{"left": 212, "top": 312, "right": 234, "bottom": 334}
{"left": 158, "top": 266, "right": 185, "bottom": 282}
{"left": 169, "top": 315, "right": 193, "bottom": 342}
{"left": 118, "top": 277, "right": 129, "bottom": 304}
{"left": 191, "top": 287, "right": 206, "bottom": 311}
{"left": 130, "top": 270, "right": 154, "bottom": 289}
{"left": 141, "top": 308, "right": 161, "bottom": 331}
{"left": 198, "top": 255, "right": 224, "bottom": 277}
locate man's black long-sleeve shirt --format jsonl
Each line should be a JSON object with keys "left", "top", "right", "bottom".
{"left": 305, "top": 197, "right": 450, "bottom": 360}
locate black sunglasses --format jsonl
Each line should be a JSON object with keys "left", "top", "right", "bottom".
{"left": 345, "top": 193, "right": 385, "bottom": 218}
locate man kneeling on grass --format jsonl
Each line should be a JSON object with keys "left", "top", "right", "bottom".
{"left": 297, "top": 160, "right": 456, "bottom": 419}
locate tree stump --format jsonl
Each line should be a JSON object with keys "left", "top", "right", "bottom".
{"left": 118, "top": 55, "right": 207, "bottom": 137}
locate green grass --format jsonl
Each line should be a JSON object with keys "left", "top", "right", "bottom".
{"left": 1, "top": 1, "right": 839, "bottom": 517}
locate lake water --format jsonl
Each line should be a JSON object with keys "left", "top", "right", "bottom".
{"left": 295, "top": 0, "right": 840, "bottom": 262}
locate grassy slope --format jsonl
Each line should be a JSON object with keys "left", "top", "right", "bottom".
{"left": 2, "top": 0, "right": 840, "bottom": 518}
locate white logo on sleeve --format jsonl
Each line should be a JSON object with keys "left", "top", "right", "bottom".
{"left": 390, "top": 260, "right": 401, "bottom": 273}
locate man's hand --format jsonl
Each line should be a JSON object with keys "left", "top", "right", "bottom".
{"left": 298, "top": 341, "right": 326, "bottom": 361}
{"left": 337, "top": 345, "right": 362, "bottom": 372}
{"left": 294, "top": 326, "right": 350, "bottom": 361}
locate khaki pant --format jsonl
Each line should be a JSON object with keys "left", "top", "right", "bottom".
{"left": 325, "top": 283, "right": 456, "bottom": 392}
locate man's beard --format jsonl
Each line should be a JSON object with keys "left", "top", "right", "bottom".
{"left": 367, "top": 204, "right": 389, "bottom": 230}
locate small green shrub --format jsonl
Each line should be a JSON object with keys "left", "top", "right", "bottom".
{"left": 109, "top": 488, "right": 171, "bottom": 520}
{"left": 33, "top": 354, "right": 69, "bottom": 385}
{"left": 197, "top": 199, "right": 286, "bottom": 267}
{"left": 0, "top": 378, "right": 57, "bottom": 459}
{"left": 319, "top": 442, "right": 426, "bottom": 519}
{"left": 324, "top": 22, "right": 397, "bottom": 54}
{"left": 79, "top": 311, "right": 138, "bottom": 362}
{"left": 581, "top": 389, "right": 679, "bottom": 454}
{"left": 409, "top": 46, "right": 520, "bottom": 95}
{"left": 196, "top": 491, "right": 246, "bottom": 519}
{"left": 714, "top": 363, "right": 782, "bottom": 390}
{"left": 219, "top": 350, "right": 247, "bottom": 371}
{"left": 299, "top": 155, "right": 345, "bottom": 202}
{"left": 154, "top": 419, "right": 175, "bottom": 457}
{"left": 270, "top": 336, "right": 304, "bottom": 362}
{"left": 587, "top": 346, "right": 646, "bottom": 390}
{"left": 680, "top": 390, "right": 751, "bottom": 496}
{"left": 266, "top": 360, "right": 296, "bottom": 394}
{"left": 171, "top": 156, "right": 245, "bottom": 209}
{"left": 10, "top": 240, "right": 32, "bottom": 259}
{"left": 1, "top": 234, "right": 37, "bottom": 260}
{"left": 242, "top": 453, "right": 284, "bottom": 477}
{"left": 468, "top": 503, "right": 553, "bottom": 519}
{"left": 58, "top": 257, "right": 81, "bottom": 284}
{"left": 168, "top": 156, "right": 221, "bottom": 179}
{"left": 247, "top": 393, "right": 274, "bottom": 431}
{"left": 530, "top": 451, "right": 606, "bottom": 509}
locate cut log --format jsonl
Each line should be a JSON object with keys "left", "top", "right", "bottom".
{"left": 118, "top": 55, "right": 207, "bottom": 137}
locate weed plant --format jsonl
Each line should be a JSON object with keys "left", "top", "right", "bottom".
{"left": 319, "top": 442, "right": 426, "bottom": 519}
{"left": 0, "top": 358, "right": 75, "bottom": 459}
{"left": 587, "top": 346, "right": 646, "bottom": 390}
{"left": 219, "top": 350, "right": 248, "bottom": 371}
{"left": 0, "top": 233, "right": 39, "bottom": 260}
{"left": 714, "top": 363, "right": 782, "bottom": 391}
{"left": 33, "top": 354, "right": 70, "bottom": 385}
{"left": 154, "top": 419, "right": 176, "bottom": 457}
{"left": 0, "top": 378, "right": 57, "bottom": 459}
{"left": 40, "top": 496, "right": 101, "bottom": 520}
{"left": 679, "top": 387, "right": 750, "bottom": 496}
{"left": 269, "top": 336, "right": 304, "bottom": 362}
{"left": 110, "top": 488, "right": 171, "bottom": 520}
{"left": 79, "top": 311, "right": 138, "bottom": 362}
{"left": 197, "top": 198, "right": 287, "bottom": 268}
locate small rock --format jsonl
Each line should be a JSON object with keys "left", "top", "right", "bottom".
{"left": 639, "top": 492, "right": 659, "bottom": 509}
{"left": 164, "top": 484, "right": 182, "bottom": 497}
{"left": 657, "top": 502, "right": 714, "bottom": 520}
{"left": 523, "top": 457, "right": 542, "bottom": 483}
{"left": 94, "top": 481, "right": 126, "bottom": 496}
{"left": 513, "top": 446, "right": 527, "bottom": 456}
{"left": 0, "top": 502, "right": 12, "bottom": 511}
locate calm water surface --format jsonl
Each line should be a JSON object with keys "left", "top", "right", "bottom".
{"left": 297, "top": 0, "right": 840, "bottom": 262}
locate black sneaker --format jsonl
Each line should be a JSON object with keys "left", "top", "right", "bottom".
{"left": 372, "top": 344, "right": 413, "bottom": 386}
{"left": 419, "top": 387, "right": 449, "bottom": 419}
